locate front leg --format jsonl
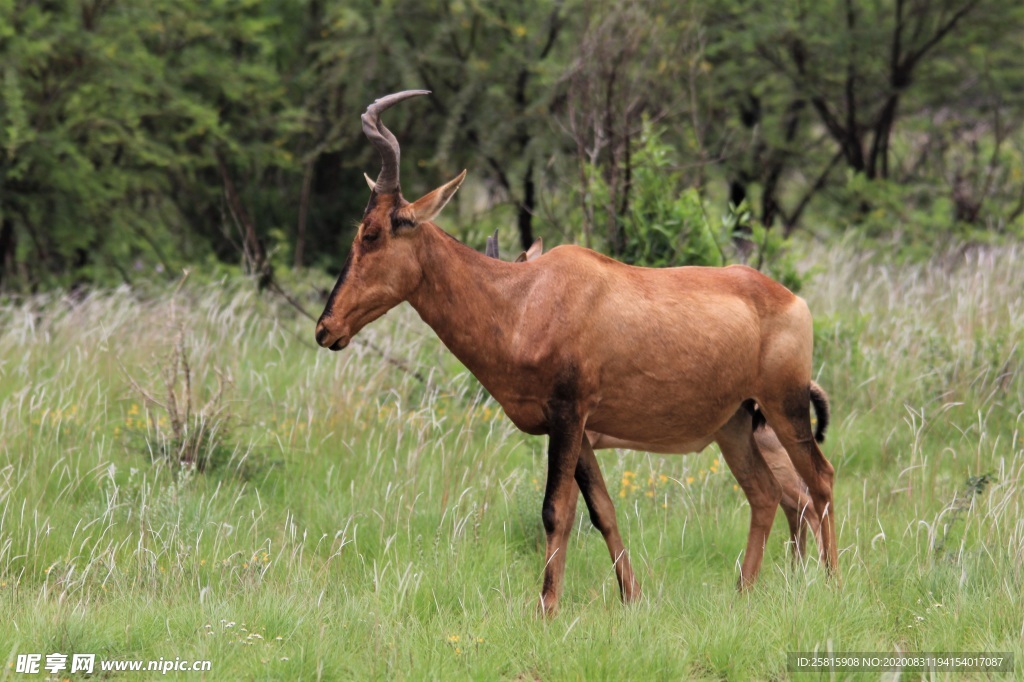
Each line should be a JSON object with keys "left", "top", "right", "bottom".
{"left": 539, "top": 403, "right": 586, "bottom": 616}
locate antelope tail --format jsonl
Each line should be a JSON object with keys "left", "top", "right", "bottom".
{"left": 809, "top": 381, "right": 830, "bottom": 443}
{"left": 748, "top": 381, "right": 830, "bottom": 443}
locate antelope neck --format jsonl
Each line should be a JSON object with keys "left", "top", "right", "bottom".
{"left": 406, "top": 225, "right": 528, "bottom": 378}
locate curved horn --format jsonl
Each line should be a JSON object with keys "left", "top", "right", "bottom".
{"left": 361, "top": 90, "right": 430, "bottom": 195}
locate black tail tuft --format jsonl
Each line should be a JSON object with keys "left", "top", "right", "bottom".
{"left": 809, "top": 381, "right": 831, "bottom": 443}
{"left": 746, "top": 384, "right": 829, "bottom": 442}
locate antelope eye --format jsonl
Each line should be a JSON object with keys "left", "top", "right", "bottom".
{"left": 363, "top": 230, "right": 380, "bottom": 243}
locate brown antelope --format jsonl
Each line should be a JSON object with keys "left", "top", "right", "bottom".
{"left": 315, "top": 91, "right": 839, "bottom": 614}
{"left": 488, "top": 234, "right": 829, "bottom": 565}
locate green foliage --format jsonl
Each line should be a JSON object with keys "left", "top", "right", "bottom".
{"left": 701, "top": 0, "right": 1024, "bottom": 236}
{"left": 748, "top": 221, "right": 806, "bottom": 293}
{"left": 617, "top": 125, "right": 726, "bottom": 268}
{"left": 2, "top": 0, "right": 1024, "bottom": 291}
{"left": 0, "top": 0, "right": 304, "bottom": 288}
{"left": 828, "top": 170, "right": 1024, "bottom": 262}
{"left": 574, "top": 123, "right": 807, "bottom": 290}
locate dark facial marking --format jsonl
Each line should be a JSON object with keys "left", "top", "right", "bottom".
{"left": 390, "top": 207, "right": 415, "bottom": 234}
{"left": 321, "top": 250, "right": 354, "bottom": 317}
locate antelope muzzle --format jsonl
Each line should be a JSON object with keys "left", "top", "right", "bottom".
{"left": 314, "top": 318, "right": 349, "bottom": 351}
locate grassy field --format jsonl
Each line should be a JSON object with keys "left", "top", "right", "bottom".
{"left": 1, "top": 242, "right": 1022, "bottom": 681}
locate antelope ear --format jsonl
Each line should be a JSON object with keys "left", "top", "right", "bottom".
{"left": 364, "top": 173, "right": 377, "bottom": 191}
{"left": 526, "top": 237, "right": 543, "bottom": 260}
{"left": 515, "top": 237, "right": 544, "bottom": 262}
{"left": 402, "top": 170, "right": 467, "bottom": 226}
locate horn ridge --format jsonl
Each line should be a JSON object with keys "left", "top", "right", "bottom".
{"left": 361, "top": 90, "right": 430, "bottom": 195}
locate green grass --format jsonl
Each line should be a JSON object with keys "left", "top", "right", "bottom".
{"left": 1, "top": 243, "right": 1022, "bottom": 680}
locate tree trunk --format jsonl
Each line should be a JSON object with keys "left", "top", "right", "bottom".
{"left": 0, "top": 217, "right": 14, "bottom": 288}
{"left": 295, "top": 161, "right": 314, "bottom": 268}
{"left": 517, "top": 161, "right": 535, "bottom": 251}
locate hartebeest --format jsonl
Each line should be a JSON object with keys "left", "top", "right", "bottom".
{"left": 488, "top": 235, "right": 830, "bottom": 566}
{"left": 315, "top": 91, "right": 839, "bottom": 613}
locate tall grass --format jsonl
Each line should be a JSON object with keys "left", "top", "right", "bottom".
{"left": 0, "top": 244, "right": 1021, "bottom": 680}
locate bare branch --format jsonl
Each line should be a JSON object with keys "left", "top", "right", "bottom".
{"left": 904, "top": 0, "right": 980, "bottom": 69}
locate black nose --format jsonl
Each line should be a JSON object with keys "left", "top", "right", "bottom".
{"left": 315, "top": 324, "right": 331, "bottom": 347}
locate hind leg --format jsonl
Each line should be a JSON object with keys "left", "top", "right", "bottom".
{"left": 783, "top": 505, "right": 806, "bottom": 564}
{"left": 758, "top": 387, "right": 839, "bottom": 577}
{"left": 754, "top": 426, "right": 821, "bottom": 565}
{"left": 716, "top": 410, "right": 782, "bottom": 590}
{"left": 560, "top": 478, "right": 580, "bottom": 561}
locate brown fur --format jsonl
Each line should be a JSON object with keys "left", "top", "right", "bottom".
{"left": 316, "top": 93, "right": 839, "bottom": 614}
{"left": 500, "top": 237, "right": 824, "bottom": 567}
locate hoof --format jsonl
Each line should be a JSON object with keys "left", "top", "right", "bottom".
{"left": 537, "top": 594, "right": 559, "bottom": 618}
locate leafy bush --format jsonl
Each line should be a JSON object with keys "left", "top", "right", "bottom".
{"left": 570, "top": 122, "right": 806, "bottom": 291}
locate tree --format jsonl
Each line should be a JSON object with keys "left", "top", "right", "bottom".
{"left": 2, "top": 0, "right": 1022, "bottom": 293}
{"left": 703, "top": 0, "right": 1024, "bottom": 232}
{"left": 0, "top": 0, "right": 304, "bottom": 288}
{"left": 560, "top": 0, "right": 708, "bottom": 254}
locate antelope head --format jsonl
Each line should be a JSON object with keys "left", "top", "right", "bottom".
{"left": 314, "top": 91, "right": 466, "bottom": 351}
